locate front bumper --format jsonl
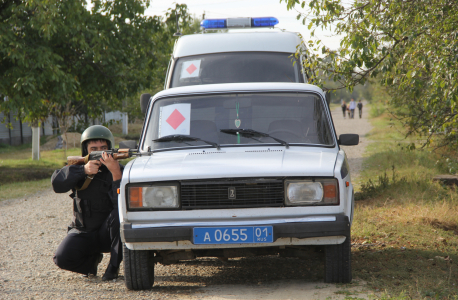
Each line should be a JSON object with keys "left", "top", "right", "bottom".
{"left": 121, "top": 215, "right": 350, "bottom": 247}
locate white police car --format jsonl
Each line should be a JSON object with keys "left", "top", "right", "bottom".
{"left": 163, "top": 17, "right": 309, "bottom": 89}
{"left": 119, "top": 81, "right": 359, "bottom": 290}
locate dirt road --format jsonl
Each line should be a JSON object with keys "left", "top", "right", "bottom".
{"left": 332, "top": 102, "right": 372, "bottom": 180}
{"left": 0, "top": 105, "right": 373, "bottom": 300}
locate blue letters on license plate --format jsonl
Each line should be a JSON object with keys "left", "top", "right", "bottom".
{"left": 193, "top": 226, "right": 273, "bottom": 244}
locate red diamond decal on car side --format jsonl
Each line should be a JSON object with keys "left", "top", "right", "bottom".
{"left": 186, "top": 63, "right": 197, "bottom": 75}
{"left": 166, "top": 109, "right": 186, "bottom": 130}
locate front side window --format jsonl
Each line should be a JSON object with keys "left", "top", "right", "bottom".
{"left": 170, "top": 52, "right": 303, "bottom": 88}
{"left": 142, "top": 92, "right": 334, "bottom": 151}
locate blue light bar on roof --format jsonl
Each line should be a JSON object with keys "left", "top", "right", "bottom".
{"left": 200, "top": 17, "right": 279, "bottom": 29}
{"left": 252, "top": 17, "right": 279, "bottom": 27}
{"left": 200, "top": 19, "right": 227, "bottom": 29}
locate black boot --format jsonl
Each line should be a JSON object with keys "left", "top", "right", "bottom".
{"left": 83, "top": 253, "right": 103, "bottom": 277}
{"left": 102, "top": 263, "right": 119, "bottom": 281}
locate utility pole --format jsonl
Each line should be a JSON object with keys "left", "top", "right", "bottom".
{"left": 122, "top": 113, "right": 128, "bottom": 135}
{"left": 32, "top": 120, "right": 40, "bottom": 160}
{"left": 122, "top": 98, "right": 128, "bottom": 136}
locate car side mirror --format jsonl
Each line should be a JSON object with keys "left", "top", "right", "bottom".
{"left": 338, "top": 134, "right": 359, "bottom": 146}
{"left": 140, "top": 93, "right": 151, "bottom": 115}
{"left": 119, "top": 140, "right": 137, "bottom": 150}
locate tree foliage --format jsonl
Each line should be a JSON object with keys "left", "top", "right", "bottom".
{"left": 124, "top": 6, "right": 201, "bottom": 122}
{"left": 0, "top": 0, "right": 169, "bottom": 125}
{"left": 283, "top": 0, "right": 458, "bottom": 147}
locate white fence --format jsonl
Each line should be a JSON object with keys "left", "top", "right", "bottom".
{"left": 0, "top": 111, "right": 127, "bottom": 146}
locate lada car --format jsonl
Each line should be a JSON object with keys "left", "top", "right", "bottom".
{"left": 119, "top": 82, "right": 359, "bottom": 290}
{"left": 162, "top": 17, "right": 309, "bottom": 89}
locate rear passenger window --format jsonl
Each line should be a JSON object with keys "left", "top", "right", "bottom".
{"left": 171, "top": 52, "right": 303, "bottom": 88}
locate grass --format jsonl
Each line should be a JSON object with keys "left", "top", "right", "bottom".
{"left": 351, "top": 108, "right": 458, "bottom": 298}
{"left": 0, "top": 147, "right": 81, "bottom": 200}
{"left": 0, "top": 178, "right": 51, "bottom": 200}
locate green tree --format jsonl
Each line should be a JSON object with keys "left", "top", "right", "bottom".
{"left": 148, "top": 4, "right": 197, "bottom": 92}
{"left": 282, "top": 0, "right": 458, "bottom": 147}
{"left": 124, "top": 5, "right": 200, "bottom": 122}
{"left": 1, "top": 1, "right": 197, "bottom": 158}
{"left": 0, "top": 0, "right": 160, "bottom": 137}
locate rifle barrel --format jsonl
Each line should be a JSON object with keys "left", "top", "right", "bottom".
{"left": 67, "top": 150, "right": 134, "bottom": 166}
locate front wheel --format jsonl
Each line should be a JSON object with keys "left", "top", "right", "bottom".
{"left": 324, "top": 235, "right": 352, "bottom": 283}
{"left": 123, "top": 244, "right": 155, "bottom": 290}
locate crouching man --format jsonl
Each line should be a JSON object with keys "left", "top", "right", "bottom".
{"left": 51, "top": 125, "right": 124, "bottom": 280}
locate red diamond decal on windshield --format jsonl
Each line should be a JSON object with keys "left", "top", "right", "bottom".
{"left": 186, "top": 63, "right": 197, "bottom": 74}
{"left": 166, "top": 109, "right": 185, "bottom": 130}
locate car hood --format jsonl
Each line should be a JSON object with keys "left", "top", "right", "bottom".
{"left": 128, "top": 147, "right": 338, "bottom": 183}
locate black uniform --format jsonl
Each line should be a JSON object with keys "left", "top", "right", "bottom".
{"left": 52, "top": 163, "right": 124, "bottom": 275}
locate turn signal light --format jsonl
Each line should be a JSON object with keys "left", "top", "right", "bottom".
{"left": 323, "top": 180, "right": 339, "bottom": 204}
{"left": 323, "top": 184, "right": 337, "bottom": 198}
{"left": 129, "top": 187, "right": 143, "bottom": 208}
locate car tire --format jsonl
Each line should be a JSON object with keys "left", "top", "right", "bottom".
{"left": 123, "top": 244, "right": 155, "bottom": 290}
{"left": 324, "top": 235, "right": 352, "bottom": 283}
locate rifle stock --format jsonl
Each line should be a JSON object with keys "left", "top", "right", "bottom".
{"left": 67, "top": 156, "right": 87, "bottom": 166}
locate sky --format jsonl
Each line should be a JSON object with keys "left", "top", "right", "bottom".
{"left": 144, "top": 0, "right": 342, "bottom": 50}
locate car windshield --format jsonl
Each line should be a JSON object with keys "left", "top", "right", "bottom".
{"left": 142, "top": 92, "right": 334, "bottom": 151}
{"left": 170, "top": 52, "right": 303, "bottom": 88}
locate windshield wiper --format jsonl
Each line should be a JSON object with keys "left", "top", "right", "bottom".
{"left": 153, "top": 135, "right": 220, "bottom": 150}
{"left": 220, "top": 129, "right": 289, "bottom": 149}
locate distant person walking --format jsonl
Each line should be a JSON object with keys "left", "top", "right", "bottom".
{"left": 349, "top": 98, "right": 356, "bottom": 119}
{"left": 357, "top": 100, "right": 363, "bottom": 118}
{"left": 341, "top": 100, "right": 347, "bottom": 118}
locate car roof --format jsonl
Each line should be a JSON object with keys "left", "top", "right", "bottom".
{"left": 152, "top": 82, "right": 324, "bottom": 101}
{"left": 173, "top": 31, "right": 303, "bottom": 58}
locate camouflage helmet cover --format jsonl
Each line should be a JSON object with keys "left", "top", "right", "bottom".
{"left": 80, "top": 125, "right": 115, "bottom": 156}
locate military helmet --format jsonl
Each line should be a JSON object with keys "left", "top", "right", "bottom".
{"left": 80, "top": 125, "right": 115, "bottom": 156}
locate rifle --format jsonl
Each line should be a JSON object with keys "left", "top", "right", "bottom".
{"left": 67, "top": 149, "right": 139, "bottom": 166}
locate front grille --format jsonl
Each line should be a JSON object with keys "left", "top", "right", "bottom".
{"left": 181, "top": 178, "right": 284, "bottom": 209}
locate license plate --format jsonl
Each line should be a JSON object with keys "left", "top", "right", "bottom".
{"left": 193, "top": 226, "right": 273, "bottom": 245}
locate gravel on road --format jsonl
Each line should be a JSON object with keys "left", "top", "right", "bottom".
{"left": 0, "top": 105, "right": 372, "bottom": 299}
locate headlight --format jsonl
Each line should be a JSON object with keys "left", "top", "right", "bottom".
{"left": 285, "top": 179, "right": 339, "bottom": 206}
{"left": 128, "top": 183, "right": 179, "bottom": 209}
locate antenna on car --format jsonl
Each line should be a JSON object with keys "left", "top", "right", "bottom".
{"left": 201, "top": 11, "right": 205, "bottom": 33}
{"left": 173, "top": 14, "right": 183, "bottom": 37}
